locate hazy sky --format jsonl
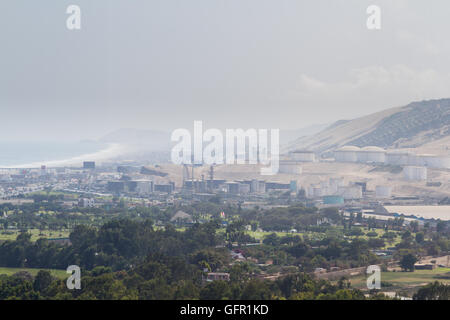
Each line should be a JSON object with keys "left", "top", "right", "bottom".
{"left": 2, "top": 0, "right": 450, "bottom": 141}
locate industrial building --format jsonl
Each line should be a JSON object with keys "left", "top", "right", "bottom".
{"left": 337, "top": 185, "right": 362, "bottom": 200}
{"left": 403, "top": 166, "right": 427, "bottom": 181}
{"left": 135, "top": 180, "right": 154, "bottom": 195}
{"left": 306, "top": 177, "right": 362, "bottom": 200}
{"left": 265, "top": 182, "right": 291, "bottom": 191}
{"left": 154, "top": 183, "right": 175, "bottom": 194}
{"left": 225, "top": 182, "right": 238, "bottom": 194}
{"left": 375, "top": 185, "right": 392, "bottom": 198}
{"left": 250, "top": 179, "right": 266, "bottom": 193}
{"left": 290, "top": 180, "right": 298, "bottom": 193}
{"left": 107, "top": 181, "right": 125, "bottom": 194}
{"left": 333, "top": 146, "right": 450, "bottom": 170}
{"left": 323, "top": 195, "right": 345, "bottom": 205}
{"left": 78, "top": 198, "right": 95, "bottom": 208}
{"left": 413, "top": 154, "right": 450, "bottom": 169}
{"left": 83, "top": 161, "right": 95, "bottom": 169}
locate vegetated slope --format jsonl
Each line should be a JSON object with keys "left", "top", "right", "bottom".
{"left": 287, "top": 98, "right": 450, "bottom": 154}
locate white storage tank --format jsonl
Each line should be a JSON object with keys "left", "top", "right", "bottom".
{"left": 403, "top": 166, "right": 427, "bottom": 181}
{"left": 375, "top": 185, "right": 392, "bottom": 198}
{"left": 334, "top": 146, "right": 360, "bottom": 162}
{"left": 386, "top": 150, "right": 414, "bottom": 166}
{"left": 290, "top": 150, "right": 316, "bottom": 162}
{"left": 359, "top": 146, "right": 386, "bottom": 163}
{"left": 416, "top": 154, "right": 450, "bottom": 169}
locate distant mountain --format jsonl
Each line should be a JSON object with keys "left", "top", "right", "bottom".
{"left": 103, "top": 124, "right": 332, "bottom": 153}
{"left": 286, "top": 98, "right": 450, "bottom": 154}
{"left": 100, "top": 128, "right": 171, "bottom": 151}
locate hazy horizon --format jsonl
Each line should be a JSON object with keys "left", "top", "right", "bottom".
{"left": 3, "top": 1, "right": 450, "bottom": 141}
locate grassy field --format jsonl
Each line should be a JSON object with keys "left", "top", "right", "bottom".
{"left": 245, "top": 227, "right": 402, "bottom": 247}
{"left": 349, "top": 267, "right": 450, "bottom": 291}
{"left": 0, "top": 267, "right": 68, "bottom": 280}
{"left": 246, "top": 230, "right": 292, "bottom": 239}
{"left": 0, "top": 229, "right": 70, "bottom": 242}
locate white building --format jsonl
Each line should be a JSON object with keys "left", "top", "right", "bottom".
{"left": 238, "top": 183, "right": 251, "bottom": 194}
{"left": 403, "top": 166, "right": 427, "bottom": 181}
{"left": 334, "top": 146, "right": 360, "bottom": 162}
{"left": 375, "top": 186, "right": 392, "bottom": 198}
{"left": 385, "top": 150, "right": 415, "bottom": 166}
{"left": 289, "top": 150, "right": 316, "bottom": 162}
{"left": 414, "top": 154, "right": 450, "bottom": 169}
{"left": 78, "top": 198, "right": 95, "bottom": 208}
{"left": 250, "top": 180, "right": 266, "bottom": 193}
{"left": 358, "top": 146, "right": 386, "bottom": 163}
{"left": 136, "top": 180, "right": 153, "bottom": 195}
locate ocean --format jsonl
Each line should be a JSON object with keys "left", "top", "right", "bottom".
{"left": 0, "top": 141, "right": 108, "bottom": 168}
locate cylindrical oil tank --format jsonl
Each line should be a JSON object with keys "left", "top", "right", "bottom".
{"left": 334, "top": 146, "right": 360, "bottom": 162}
{"left": 403, "top": 166, "right": 427, "bottom": 181}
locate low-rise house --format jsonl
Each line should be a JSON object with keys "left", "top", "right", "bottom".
{"left": 314, "top": 268, "right": 327, "bottom": 274}
{"left": 414, "top": 263, "right": 436, "bottom": 270}
{"left": 206, "top": 272, "right": 230, "bottom": 282}
{"left": 170, "top": 210, "right": 194, "bottom": 225}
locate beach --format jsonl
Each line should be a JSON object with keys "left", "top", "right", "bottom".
{"left": 2, "top": 143, "right": 129, "bottom": 169}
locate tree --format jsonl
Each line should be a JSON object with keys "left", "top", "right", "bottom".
{"left": 400, "top": 253, "right": 417, "bottom": 272}
{"left": 368, "top": 238, "right": 385, "bottom": 249}
{"left": 240, "top": 279, "right": 272, "bottom": 300}
{"left": 263, "top": 233, "right": 280, "bottom": 246}
{"left": 200, "top": 280, "right": 231, "bottom": 300}
{"left": 436, "top": 221, "right": 447, "bottom": 233}
{"left": 413, "top": 281, "right": 450, "bottom": 300}
{"left": 409, "top": 221, "right": 419, "bottom": 233}
{"left": 33, "top": 270, "right": 53, "bottom": 292}
{"left": 415, "top": 232, "right": 425, "bottom": 244}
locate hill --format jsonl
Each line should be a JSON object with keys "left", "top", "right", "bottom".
{"left": 286, "top": 98, "right": 450, "bottom": 155}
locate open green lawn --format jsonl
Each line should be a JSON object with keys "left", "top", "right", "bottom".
{"left": 246, "top": 230, "right": 328, "bottom": 241}
{"left": 0, "top": 267, "right": 68, "bottom": 280}
{"left": 245, "top": 227, "right": 401, "bottom": 246}
{"left": 350, "top": 267, "right": 450, "bottom": 290}
{"left": 0, "top": 229, "right": 70, "bottom": 242}
{"left": 246, "top": 230, "right": 291, "bottom": 239}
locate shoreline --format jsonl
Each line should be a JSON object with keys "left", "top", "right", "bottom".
{"left": 1, "top": 143, "right": 129, "bottom": 169}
